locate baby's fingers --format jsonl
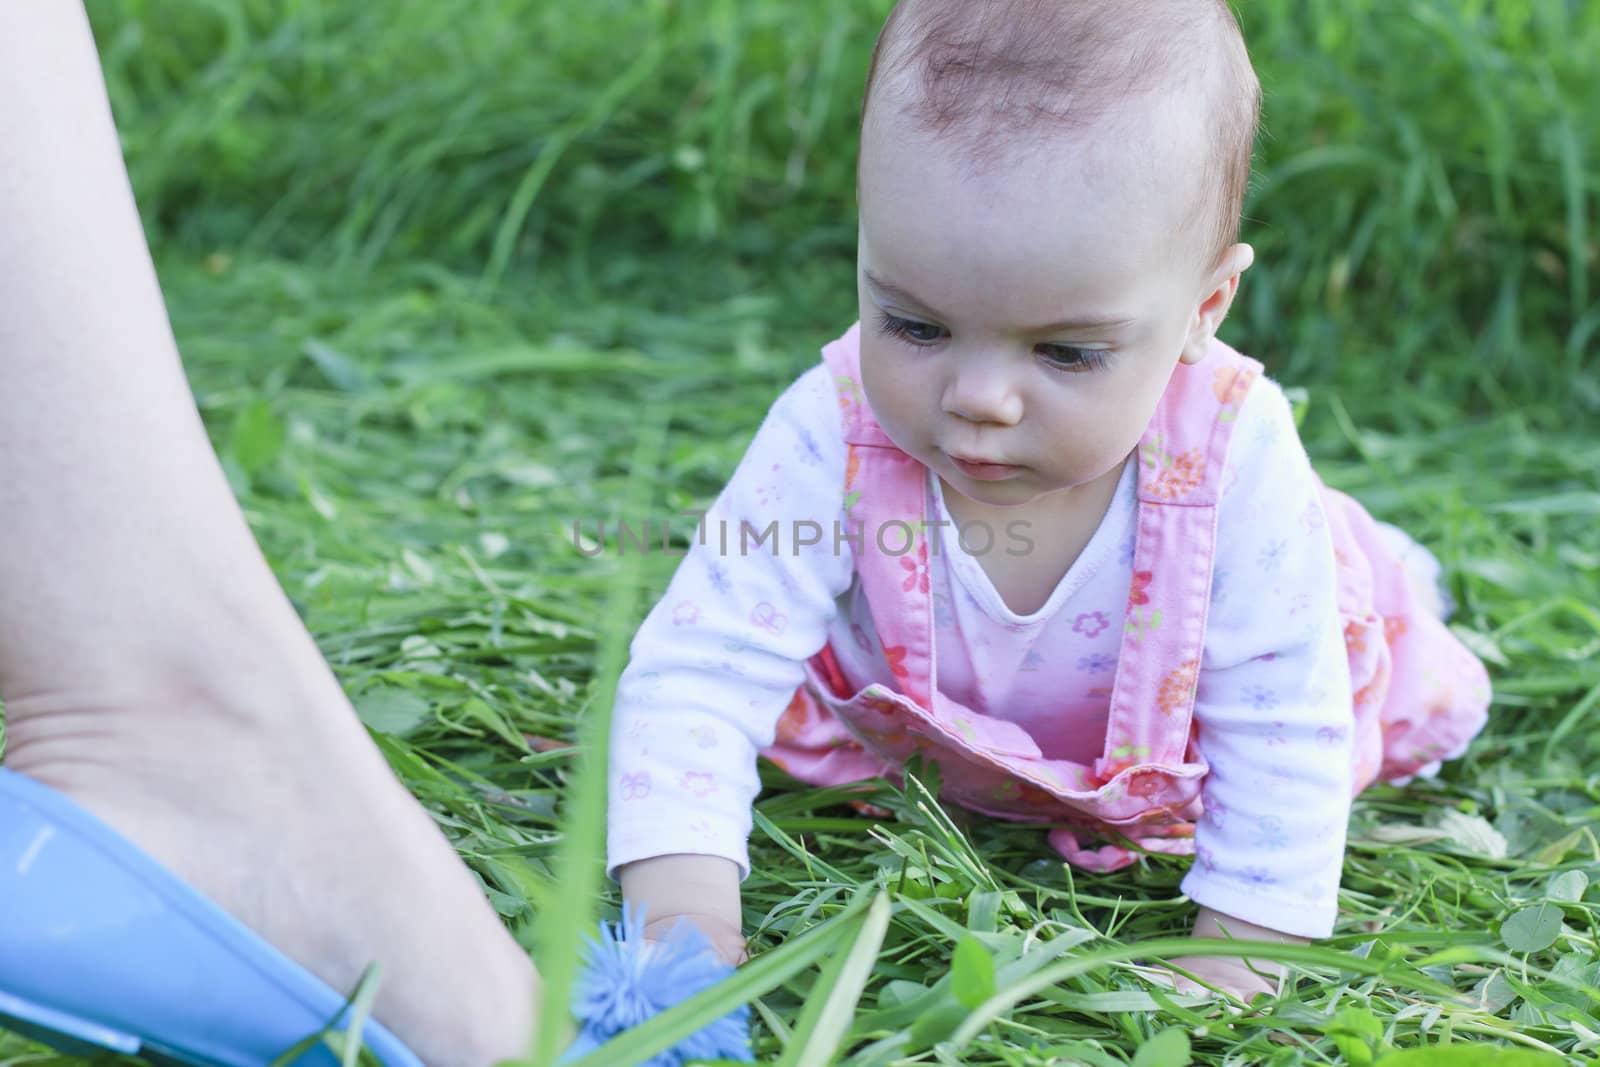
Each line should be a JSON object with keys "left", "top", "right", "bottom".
{"left": 1147, "top": 956, "right": 1277, "bottom": 1005}
{"left": 643, "top": 914, "right": 748, "bottom": 967}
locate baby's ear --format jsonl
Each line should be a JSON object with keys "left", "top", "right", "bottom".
{"left": 1179, "top": 243, "right": 1255, "bottom": 365}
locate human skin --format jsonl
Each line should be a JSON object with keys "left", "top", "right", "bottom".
{"left": 0, "top": 5, "right": 541, "bottom": 1063}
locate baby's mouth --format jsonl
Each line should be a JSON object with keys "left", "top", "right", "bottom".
{"left": 947, "top": 453, "right": 1025, "bottom": 481}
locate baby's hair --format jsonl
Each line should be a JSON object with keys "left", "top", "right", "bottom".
{"left": 861, "top": 0, "right": 1261, "bottom": 269}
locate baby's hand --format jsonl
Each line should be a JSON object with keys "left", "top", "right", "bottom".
{"left": 642, "top": 911, "right": 748, "bottom": 968}
{"left": 618, "top": 854, "right": 747, "bottom": 968}
{"left": 1141, "top": 955, "right": 1280, "bottom": 1003}
{"left": 1137, "top": 905, "right": 1305, "bottom": 1004}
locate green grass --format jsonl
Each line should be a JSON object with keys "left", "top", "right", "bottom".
{"left": 82, "top": 0, "right": 1600, "bottom": 414}
{"left": 2, "top": 0, "right": 1598, "bottom": 1064}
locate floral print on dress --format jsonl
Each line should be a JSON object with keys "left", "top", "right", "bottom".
{"left": 749, "top": 601, "right": 788, "bottom": 634}
{"left": 1343, "top": 618, "right": 1370, "bottom": 656}
{"left": 1155, "top": 658, "right": 1200, "bottom": 716}
{"left": 1243, "top": 685, "right": 1279, "bottom": 712}
{"left": 672, "top": 600, "right": 701, "bottom": 626}
{"left": 1241, "top": 866, "right": 1277, "bottom": 890}
{"left": 1124, "top": 570, "right": 1164, "bottom": 640}
{"left": 1099, "top": 738, "right": 1153, "bottom": 781}
{"left": 1212, "top": 364, "right": 1257, "bottom": 408}
{"left": 899, "top": 540, "right": 930, "bottom": 593}
{"left": 680, "top": 771, "right": 716, "bottom": 798}
{"left": 1077, "top": 652, "right": 1114, "bottom": 673}
{"left": 1128, "top": 571, "right": 1153, "bottom": 608}
{"left": 1258, "top": 539, "right": 1288, "bottom": 574}
{"left": 1072, "top": 611, "right": 1110, "bottom": 638}
{"left": 620, "top": 771, "right": 651, "bottom": 801}
{"left": 1254, "top": 815, "right": 1288, "bottom": 850}
{"left": 882, "top": 644, "right": 910, "bottom": 683}
{"left": 1142, "top": 441, "right": 1206, "bottom": 501}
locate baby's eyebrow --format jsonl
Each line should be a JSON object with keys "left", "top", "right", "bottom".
{"left": 864, "top": 270, "right": 1137, "bottom": 333}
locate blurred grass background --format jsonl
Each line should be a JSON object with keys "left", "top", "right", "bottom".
{"left": 8, "top": 0, "right": 1597, "bottom": 1063}
{"left": 89, "top": 0, "right": 1597, "bottom": 412}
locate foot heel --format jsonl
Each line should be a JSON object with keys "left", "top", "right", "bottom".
{"left": 0, "top": 988, "right": 142, "bottom": 1057}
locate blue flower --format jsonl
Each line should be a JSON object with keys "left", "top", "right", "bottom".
{"left": 1258, "top": 539, "right": 1287, "bottom": 574}
{"left": 1241, "top": 866, "right": 1277, "bottom": 889}
{"left": 1243, "top": 685, "right": 1280, "bottom": 712}
{"left": 563, "top": 903, "right": 753, "bottom": 1066}
{"left": 1254, "top": 815, "right": 1288, "bottom": 850}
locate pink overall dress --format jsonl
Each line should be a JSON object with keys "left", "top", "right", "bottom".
{"left": 760, "top": 324, "right": 1492, "bottom": 871}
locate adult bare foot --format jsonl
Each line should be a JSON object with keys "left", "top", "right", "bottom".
{"left": 3, "top": 645, "right": 540, "bottom": 1067}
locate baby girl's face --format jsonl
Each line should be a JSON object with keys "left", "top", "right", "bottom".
{"left": 856, "top": 103, "right": 1230, "bottom": 513}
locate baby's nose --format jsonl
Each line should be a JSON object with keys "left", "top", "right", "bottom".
{"left": 942, "top": 364, "right": 1024, "bottom": 426}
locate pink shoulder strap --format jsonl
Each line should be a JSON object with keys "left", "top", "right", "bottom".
{"left": 821, "top": 323, "right": 942, "bottom": 709}
{"left": 1095, "top": 349, "right": 1262, "bottom": 780}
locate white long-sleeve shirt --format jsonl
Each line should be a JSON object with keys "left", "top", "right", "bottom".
{"left": 607, "top": 361, "right": 1354, "bottom": 937}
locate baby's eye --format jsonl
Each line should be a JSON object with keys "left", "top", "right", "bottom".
{"left": 1038, "top": 344, "right": 1110, "bottom": 372}
{"left": 878, "top": 313, "right": 946, "bottom": 346}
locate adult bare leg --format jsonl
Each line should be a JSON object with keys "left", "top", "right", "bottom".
{"left": 0, "top": 5, "right": 537, "bottom": 1065}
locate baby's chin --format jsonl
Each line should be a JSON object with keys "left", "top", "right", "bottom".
{"left": 935, "top": 465, "right": 1044, "bottom": 509}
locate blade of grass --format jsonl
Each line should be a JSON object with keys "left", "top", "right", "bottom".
{"left": 523, "top": 405, "right": 670, "bottom": 1067}
{"left": 772, "top": 889, "right": 892, "bottom": 1067}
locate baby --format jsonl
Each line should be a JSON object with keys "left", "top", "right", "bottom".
{"left": 606, "top": 0, "right": 1491, "bottom": 1000}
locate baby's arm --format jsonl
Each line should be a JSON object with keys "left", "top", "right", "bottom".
{"left": 618, "top": 854, "right": 747, "bottom": 965}
{"left": 1173, "top": 379, "right": 1355, "bottom": 997}
{"left": 607, "top": 365, "right": 852, "bottom": 962}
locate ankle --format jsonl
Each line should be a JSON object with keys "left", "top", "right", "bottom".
{"left": 1, "top": 650, "right": 356, "bottom": 793}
